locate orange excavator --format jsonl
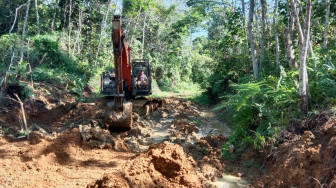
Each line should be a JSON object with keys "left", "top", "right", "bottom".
{"left": 101, "top": 15, "right": 152, "bottom": 131}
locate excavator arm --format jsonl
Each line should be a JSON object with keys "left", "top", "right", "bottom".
{"left": 102, "top": 15, "right": 133, "bottom": 131}
{"left": 112, "top": 15, "right": 132, "bottom": 108}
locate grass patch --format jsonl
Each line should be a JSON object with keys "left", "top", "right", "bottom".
{"left": 187, "top": 92, "right": 211, "bottom": 105}
{"left": 150, "top": 80, "right": 204, "bottom": 99}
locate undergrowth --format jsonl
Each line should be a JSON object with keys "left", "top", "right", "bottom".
{"left": 0, "top": 33, "right": 106, "bottom": 100}
{"left": 204, "top": 57, "right": 336, "bottom": 160}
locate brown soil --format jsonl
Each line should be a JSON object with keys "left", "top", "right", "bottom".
{"left": 5, "top": 82, "right": 335, "bottom": 187}
{"left": 253, "top": 114, "right": 336, "bottom": 187}
{"left": 0, "top": 129, "right": 135, "bottom": 187}
{"left": 0, "top": 82, "right": 76, "bottom": 133}
{"left": 89, "top": 142, "right": 203, "bottom": 188}
{"left": 0, "top": 85, "right": 238, "bottom": 188}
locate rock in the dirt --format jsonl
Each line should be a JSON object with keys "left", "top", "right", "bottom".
{"left": 88, "top": 173, "right": 129, "bottom": 188}
{"left": 79, "top": 124, "right": 117, "bottom": 149}
{"left": 133, "top": 112, "right": 140, "bottom": 122}
{"left": 161, "top": 111, "right": 169, "bottom": 118}
{"left": 79, "top": 124, "right": 92, "bottom": 141}
{"left": 29, "top": 131, "right": 45, "bottom": 145}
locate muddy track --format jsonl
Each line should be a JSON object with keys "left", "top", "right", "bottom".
{"left": 2, "top": 92, "right": 333, "bottom": 187}
{"left": 0, "top": 95, "right": 249, "bottom": 188}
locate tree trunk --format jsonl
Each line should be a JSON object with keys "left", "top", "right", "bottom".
{"left": 286, "top": 2, "right": 298, "bottom": 68}
{"left": 260, "top": 0, "right": 267, "bottom": 66}
{"left": 248, "top": 0, "right": 258, "bottom": 79}
{"left": 62, "top": 0, "right": 67, "bottom": 29}
{"left": 67, "top": 0, "right": 72, "bottom": 52}
{"left": 34, "top": 0, "right": 40, "bottom": 35}
{"left": 241, "top": 0, "right": 249, "bottom": 54}
{"left": 96, "top": 0, "right": 113, "bottom": 61}
{"left": 51, "top": 0, "right": 60, "bottom": 31}
{"left": 129, "top": 6, "right": 142, "bottom": 47}
{"left": 282, "top": 27, "right": 297, "bottom": 69}
{"left": 20, "top": 0, "right": 31, "bottom": 62}
{"left": 323, "top": 0, "right": 330, "bottom": 49}
{"left": 273, "top": 0, "right": 280, "bottom": 69}
{"left": 296, "top": 0, "right": 314, "bottom": 57}
{"left": 290, "top": 0, "right": 311, "bottom": 114}
{"left": 141, "top": 14, "right": 147, "bottom": 59}
{"left": 74, "top": 8, "right": 83, "bottom": 56}
{"left": 1, "top": 4, "right": 25, "bottom": 92}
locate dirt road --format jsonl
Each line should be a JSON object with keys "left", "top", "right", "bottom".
{"left": 0, "top": 95, "right": 254, "bottom": 187}
{"left": 2, "top": 88, "right": 333, "bottom": 187}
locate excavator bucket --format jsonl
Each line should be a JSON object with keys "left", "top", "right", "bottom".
{"left": 104, "top": 101, "right": 133, "bottom": 131}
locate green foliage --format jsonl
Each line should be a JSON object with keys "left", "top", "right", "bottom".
{"left": 216, "top": 58, "right": 336, "bottom": 160}
{"left": 215, "top": 72, "right": 299, "bottom": 158}
{"left": 188, "top": 92, "right": 211, "bottom": 105}
{"left": 19, "top": 81, "right": 34, "bottom": 101}
{"left": 32, "top": 66, "right": 84, "bottom": 95}
{"left": 309, "top": 58, "right": 336, "bottom": 108}
{"left": 244, "top": 159, "right": 261, "bottom": 168}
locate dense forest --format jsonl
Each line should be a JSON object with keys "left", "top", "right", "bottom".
{"left": 0, "top": 0, "right": 336, "bottom": 185}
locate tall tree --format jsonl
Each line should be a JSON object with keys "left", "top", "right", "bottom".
{"left": 283, "top": 26, "right": 297, "bottom": 69}
{"left": 141, "top": 13, "right": 147, "bottom": 59}
{"left": 20, "top": 0, "right": 31, "bottom": 62}
{"left": 96, "top": 0, "right": 113, "bottom": 61}
{"left": 241, "top": 0, "right": 249, "bottom": 53}
{"left": 273, "top": 0, "right": 279, "bottom": 68}
{"left": 323, "top": 0, "right": 330, "bottom": 49}
{"left": 248, "top": 0, "right": 258, "bottom": 79}
{"left": 68, "top": 0, "right": 73, "bottom": 51}
{"left": 296, "top": 0, "right": 314, "bottom": 57}
{"left": 283, "top": 0, "right": 297, "bottom": 69}
{"left": 1, "top": 3, "right": 25, "bottom": 91}
{"left": 74, "top": 7, "right": 83, "bottom": 55}
{"left": 290, "top": 0, "right": 311, "bottom": 114}
{"left": 34, "top": 0, "right": 40, "bottom": 35}
{"left": 260, "top": 0, "right": 267, "bottom": 67}
{"left": 51, "top": 0, "right": 60, "bottom": 31}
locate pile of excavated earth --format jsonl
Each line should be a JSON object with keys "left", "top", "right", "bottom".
{"left": 252, "top": 113, "right": 336, "bottom": 187}
{"left": 0, "top": 83, "right": 335, "bottom": 187}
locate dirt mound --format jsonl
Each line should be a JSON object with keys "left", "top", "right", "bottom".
{"left": 79, "top": 124, "right": 130, "bottom": 151}
{"left": 21, "top": 128, "right": 83, "bottom": 165}
{"left": 253, "top": 117, "right": 336, "bottom": 187}
{"left": 183, "top": 135, "right": 227, "bottom": 182}
{"left": 0, "top": 82, "right": 77, "bottom": 134}
{"left": 89, "top": 142, "right": 203, "bottom": 188}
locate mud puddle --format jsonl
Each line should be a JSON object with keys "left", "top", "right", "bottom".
{"left": 212, "top": 175, "right": 250, "bottom": 187}
{"left": 199, "top": 111, "right": 232, "bottom": 138}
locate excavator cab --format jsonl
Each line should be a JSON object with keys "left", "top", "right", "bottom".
{"left": 100, "top": 71, "right": 116, "bottom": 96}
{"left": 132, "top": 59, "right": 152, "bottom": 97}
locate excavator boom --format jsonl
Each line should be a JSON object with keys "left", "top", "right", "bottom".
{"left": 102, "top": 16, "right": 133, "bottom": 131}
{"left": 112, "top": 15, "right": 132, "bottom": 108}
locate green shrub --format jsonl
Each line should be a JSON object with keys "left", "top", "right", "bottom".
{"left": 216, "top": 70, "right": 300, "bottom": 159}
